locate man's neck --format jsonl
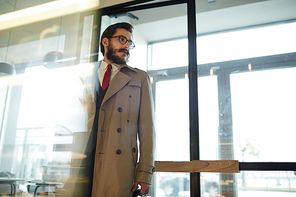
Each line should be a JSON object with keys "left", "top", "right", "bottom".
{"left": 103, "top": 57, "right": 112, "bottom": 65}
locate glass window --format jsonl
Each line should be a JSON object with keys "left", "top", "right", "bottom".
{"left": 231, "top": 67, "right": 296, "bottom": 162}
{"left": 156, "top": 172, "right": 190, "bottom": 196}
{"left": 238, "top": 171, "right": 296, "bottom": 195}
{"left": 196, "top": 22, "right": 296, "bottom": 64}
{"left": 197, "top": 0, "right": 296, "bottom": 196}
{"left": 201, "top": 171, "right": 296, "bottom": 197}
{"left": 198, "top": 76, "right": 219, "bottom": 160}
{"left": 149, "top": 39, "right": 188, "bottom": 70}
{"left": 155, "top": 79, "right": 189, "bottom": 162}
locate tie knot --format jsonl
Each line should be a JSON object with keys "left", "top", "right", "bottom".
{"left": 107, "top": 64, "right": 112, "bottom": 69}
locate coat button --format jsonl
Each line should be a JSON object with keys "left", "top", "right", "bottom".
{"left": 132, "top": 147, "right": 136, "bottom": 153}
{"left": 116, "top": 149, "right": 121, "bottom": 155}
{"left": 118, "top": 107, "right": 122, "bottom": 112}
{"left": 117, "top": 128, "right": 122, "bottom": 133}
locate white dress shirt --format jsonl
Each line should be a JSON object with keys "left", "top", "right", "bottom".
{"left": 98, "top": 60, "right": 121, "bottom": 87}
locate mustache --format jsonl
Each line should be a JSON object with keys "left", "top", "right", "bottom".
{"left": 118, "top": 48, "right": 129, "bottom": 55}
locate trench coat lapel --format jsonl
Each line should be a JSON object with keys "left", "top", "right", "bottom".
{"left": 86, "top": 63, "right": 132, "bottom": 153}
{"left": 101, "top": 70, "right": 131, "bottom": 106}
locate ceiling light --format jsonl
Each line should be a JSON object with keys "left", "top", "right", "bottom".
{"left": 0, "top": 0, "right": 100, "bottom": 31}
{"left": 248, "top": 62, "right": 252, "bottom": 71}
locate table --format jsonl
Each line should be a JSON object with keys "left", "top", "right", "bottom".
{"left": 27, "top": 181, "right": 63, "bottom": 197}
{"left": 0, "top": 178, "right": 25, "bottom": 197}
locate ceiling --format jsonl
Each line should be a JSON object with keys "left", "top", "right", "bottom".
{"left": 1, "top": 0, "right": 295, "bottom": 43}
{"left": 129, "top": 0, "right": 296, "bottom": 43}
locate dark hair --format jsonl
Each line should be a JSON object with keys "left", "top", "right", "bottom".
{"left": 100, "top": 22, "right": 133, "bottom": 55}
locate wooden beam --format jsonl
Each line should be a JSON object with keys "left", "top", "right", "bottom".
{"left": 155, "top": 160, "right": 239, "bottom": 173}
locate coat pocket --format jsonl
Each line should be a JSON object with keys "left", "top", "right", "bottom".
{"left": 130, "top": 134, "right": 138, "bottom": 166}
{"left": 125, "top": 84, "right": 141, "bottom": 124}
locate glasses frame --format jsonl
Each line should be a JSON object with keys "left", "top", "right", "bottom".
{"left": 108, "top": 35, "right": 135, "bottom": 49}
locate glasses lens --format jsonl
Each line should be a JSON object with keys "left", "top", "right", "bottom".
{"left": 119, "top": 36, "right": 127, "bottom": 45}
{"left": 117, "top": 36, "right": 135, "bottom": 49}
{"left": 128, "top": 40, "right": 135, "bottom": 49}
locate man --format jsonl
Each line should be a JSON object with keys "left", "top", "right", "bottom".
{"left": 84, "top": 22, "right": 155, "bottom": 197}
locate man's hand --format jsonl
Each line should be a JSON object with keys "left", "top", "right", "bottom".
{"left": 131, "top": 181, "right": 151, "bottom": 196}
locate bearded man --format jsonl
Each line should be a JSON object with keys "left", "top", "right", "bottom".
{"left": 81, "top": 22, "right": 155, "bottom": 197}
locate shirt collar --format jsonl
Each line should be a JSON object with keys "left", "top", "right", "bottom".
{"left": 100, "top": 60, "right": 137, "bottom": 73}
{"left": 101, "top": 60, "right": 120, "bottom": 71}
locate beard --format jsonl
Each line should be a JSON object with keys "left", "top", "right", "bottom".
{"left": 106, "top": 44, "right": 130, "bottom": 64}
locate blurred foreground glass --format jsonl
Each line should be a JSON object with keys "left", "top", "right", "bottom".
{"left": 0, "top": 64, "right": 93, "bottom": 196}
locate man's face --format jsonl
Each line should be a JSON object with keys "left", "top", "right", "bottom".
{"left": 104, "top": 28, "right": 131, "bottom": 64}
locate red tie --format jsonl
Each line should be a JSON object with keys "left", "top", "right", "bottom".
{"left": 102, "top": 64, "right": 112, "bottom": 90}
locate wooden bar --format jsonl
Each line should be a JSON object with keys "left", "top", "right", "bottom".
{"left": 155, "top": 160, "right": 239, "bottom": 173}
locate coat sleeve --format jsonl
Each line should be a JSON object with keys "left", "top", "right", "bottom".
{"left": 135, "top": 73, "right": 156, "bottom": 184}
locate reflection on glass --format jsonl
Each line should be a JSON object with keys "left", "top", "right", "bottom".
{"left": 0, "top": 64, "right": 91, "bottom": 195}
{"left": 156, "top": 172, "right": 190, "bottom": 197}
{"left": 200, "top": 173, "right": 220, "bottom": 197}
{"left": 0, "top": 74, "right": 11, "bottom": 137}
{"left": 18, "top": 66, "right": 86, "bottom": 130}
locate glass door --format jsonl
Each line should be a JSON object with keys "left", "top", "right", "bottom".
{"left": 99, "top": 3, "right": 189, "bottom": 196}
{"left": 196, "top": 0, "right": 296, "bottom": 196}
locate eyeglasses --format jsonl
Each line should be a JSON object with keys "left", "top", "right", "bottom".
{"left": 109, "top": 35, "right": 135, "bottom": 49}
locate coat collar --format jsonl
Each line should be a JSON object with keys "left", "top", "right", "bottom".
{"left": 97, "top": 60, "right": 138, "bottom": 75}
{"left": 119, "top": 63, "right": 138, "bottom": 73}
{"left": 96, "top": 60, "right": 137, "bottom": 107}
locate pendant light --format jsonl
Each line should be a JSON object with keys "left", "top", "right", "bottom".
{"left": 43, "top": 17, "right": 63, "bottom": 69}
{"left": 43, "top": 51, "right": 63, "bottom": 69}
{"left": 0, "top": 63, "right": 14, "bottom": 76}
{"left": 0, "top": 28, "right": 14, "bottom": 76}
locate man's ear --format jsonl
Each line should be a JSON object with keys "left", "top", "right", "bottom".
{"left": 102, "top": 37, "right": 109, "bottom": 47}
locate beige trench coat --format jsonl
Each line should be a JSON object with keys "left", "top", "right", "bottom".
{"left": 83, "top": 61, "right": 156, "bottom": 197}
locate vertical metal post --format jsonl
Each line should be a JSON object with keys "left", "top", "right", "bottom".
{"left": 187, "top": 0, "right": 200, "bottom": 197}
{"left": 217, "top": 70, "right": 237, "bottom": 197}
